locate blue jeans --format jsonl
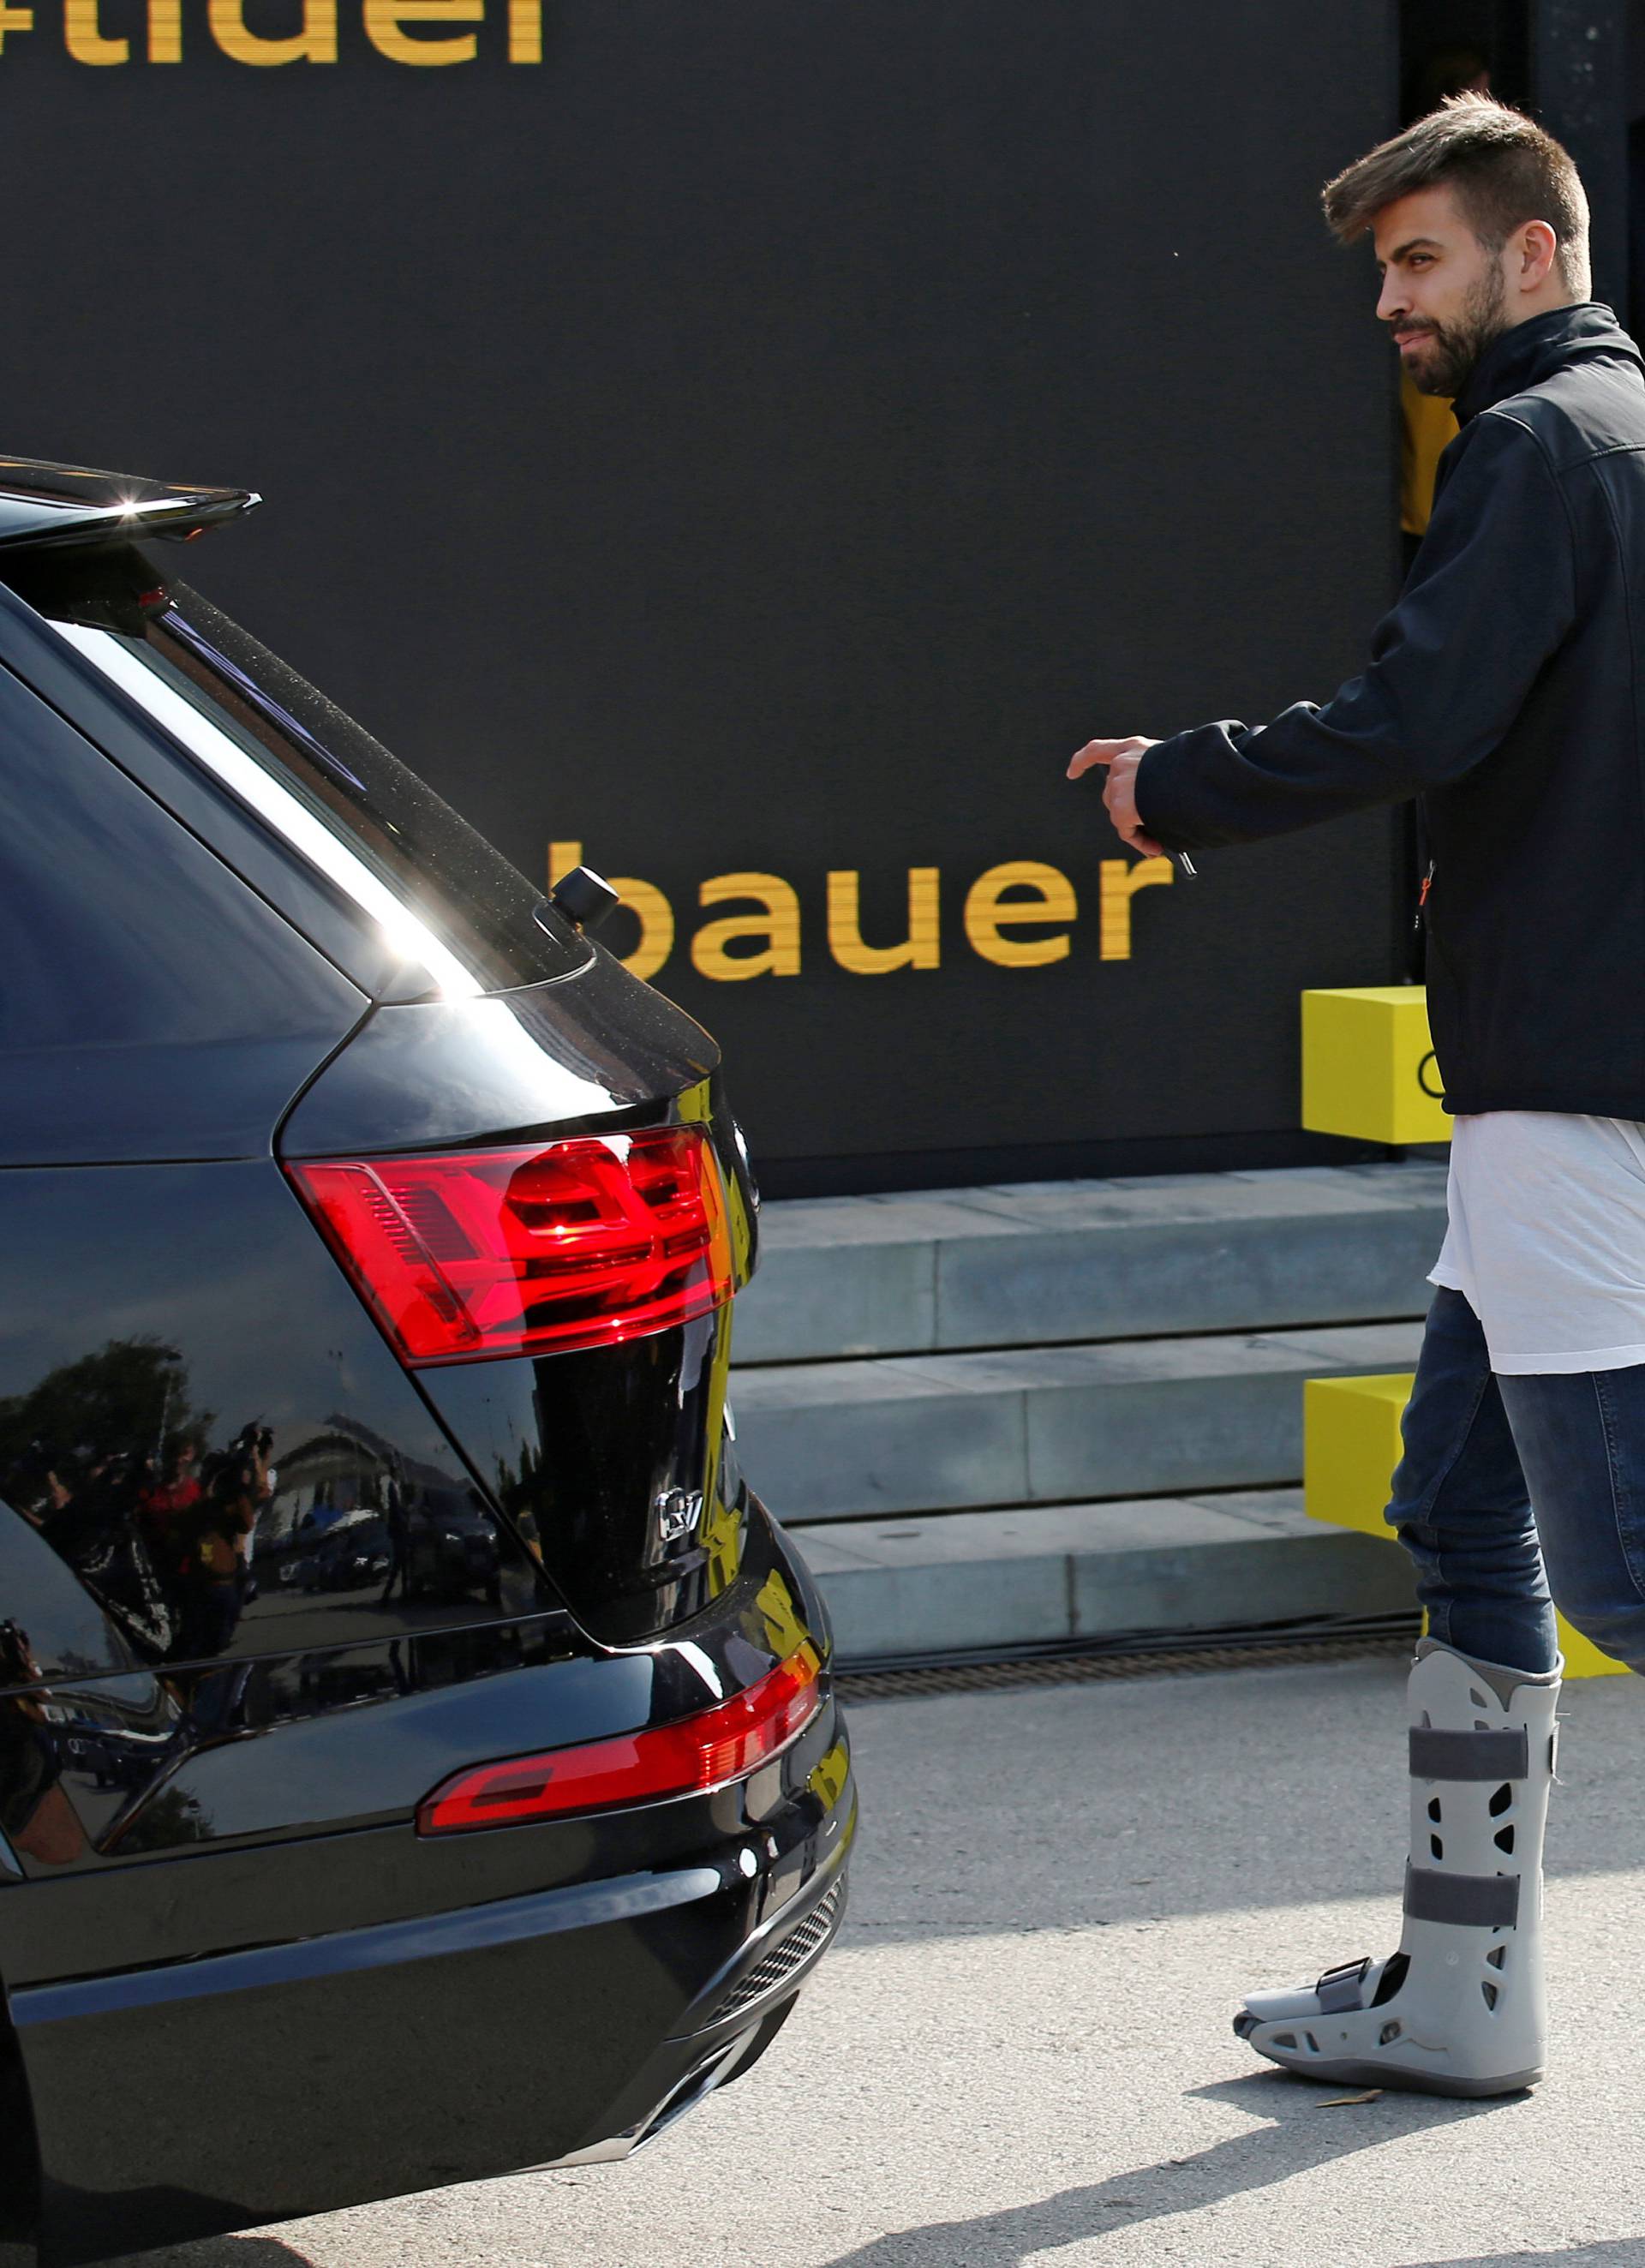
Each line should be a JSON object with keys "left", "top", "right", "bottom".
{"left": 1386, "top": 1286, "right": 1645, "bottom": 1675}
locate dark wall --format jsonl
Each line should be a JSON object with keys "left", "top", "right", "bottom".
{"left": 1535, "top": 0, "right": 1629, "bottom": 306}
{"left": 1, "top": 0, "right": 1404, "bottom": 1189}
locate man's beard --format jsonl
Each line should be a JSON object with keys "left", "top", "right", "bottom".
{"left": 1400, "top": 264, "right": 1508, "bottom": 396}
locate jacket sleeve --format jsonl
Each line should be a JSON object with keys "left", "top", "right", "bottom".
{"left": 1134, "top": 410, "right": 1578, "bottom": 852}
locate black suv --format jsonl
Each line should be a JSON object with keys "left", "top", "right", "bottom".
{"left": 0, "top": 460, "right": 854, "bottom": 2266}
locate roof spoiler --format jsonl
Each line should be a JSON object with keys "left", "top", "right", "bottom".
{"left": 0, "top": 457, "right": 260, "bottom": 555}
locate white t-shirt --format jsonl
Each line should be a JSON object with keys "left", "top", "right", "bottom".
{"left": 1431, "top": 1112, "right": 1645, "bottom": 1373}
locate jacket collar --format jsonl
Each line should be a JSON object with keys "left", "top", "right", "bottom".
{"left": 1452, "top": 302, "right": 1642, "bottom": 424}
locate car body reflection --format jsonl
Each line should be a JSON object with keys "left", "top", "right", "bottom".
{"left": 0, "top": 1344, "right": 547, "bottom": 1675}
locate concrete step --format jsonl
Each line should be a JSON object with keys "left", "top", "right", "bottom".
{"left": 734, "top": 1162, "right": 1447, "bottom": 1364}
{"left": 791, "top": 1487, "right": 1418, "bottom": 1666}
{"left": 733, "top": 1320, "right": 1426, "bottom": 1523}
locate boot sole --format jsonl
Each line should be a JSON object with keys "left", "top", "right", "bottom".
{"left": 1249, "top": 2048, "right": 1542, "bottom": 2100}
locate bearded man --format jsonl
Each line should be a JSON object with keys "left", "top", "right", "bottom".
{"left": 1070, "top": 94, "right": 1645, "bottom": 2098}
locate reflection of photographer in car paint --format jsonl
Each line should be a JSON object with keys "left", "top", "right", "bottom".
{"left": 198, "top": 1425, "right": 272, "bottom": 1647}
{"left": 0, "top": 1622, "right": 87, "bottom": 1868}
{"left": 159, "top": 1425, "right": 273, "bottom": 1661}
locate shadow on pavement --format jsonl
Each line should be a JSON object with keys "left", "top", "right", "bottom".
{"left": 817, "top": 2073, "right": 1510, "bottom": 2266}
{"left": 104, "top": 2242, "right": 315, "bottom": 2267}
{"left": 1404, "top": 2250, "right": 1645, "bottom": 2265}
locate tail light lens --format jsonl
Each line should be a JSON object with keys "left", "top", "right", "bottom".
{"left": 285, "top": 1125, "right": 734, "bottom": 1365}
{"left": 416, "top": 1641, "right": 823, "bottom": 1834}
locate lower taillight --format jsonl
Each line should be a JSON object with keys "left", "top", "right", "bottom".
{"left": 284, "top": 1124, "right": 734, "bottom": 1365}
{"left": 416, "top": 1642, "right": 823, "bottom": 1834}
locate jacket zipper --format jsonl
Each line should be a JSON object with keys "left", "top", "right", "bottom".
{"left": 1413, "top": 859, "right": 1435, "bottom": 935}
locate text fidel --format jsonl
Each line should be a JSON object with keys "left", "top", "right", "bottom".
{"left": 3, "top": 0, "right": 545, "bottom": 64}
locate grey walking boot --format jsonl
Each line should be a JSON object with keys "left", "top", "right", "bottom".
{"left": 1234, "top": 1638, "right": 1561, "bottom": 2097}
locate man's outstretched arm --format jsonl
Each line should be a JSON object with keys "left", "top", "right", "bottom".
{"left": 1069, "top": 410, "right": 1576, "bottom": 854}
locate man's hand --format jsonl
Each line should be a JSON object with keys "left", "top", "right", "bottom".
{"left": 1068, "top": 736, "right": 1163, "bottom": 857}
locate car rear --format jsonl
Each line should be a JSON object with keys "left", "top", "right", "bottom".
{"left": 0, "top": 464, "right": 854, "bottom": 2265}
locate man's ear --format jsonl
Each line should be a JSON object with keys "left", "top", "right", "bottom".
{"left": 1514, "top": 218, "right": 1559, "bottom": 292}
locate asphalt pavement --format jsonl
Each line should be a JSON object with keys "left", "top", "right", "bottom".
{"left": 115, "top": 1653, "right": 1645, "bottom": 2268}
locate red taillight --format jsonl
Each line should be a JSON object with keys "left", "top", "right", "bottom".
{"left": 416, "top": 1642, "right": 823, "bottom": 1834}
{"left": 284, "top": 1126, "right": 734, "bottom": 1365}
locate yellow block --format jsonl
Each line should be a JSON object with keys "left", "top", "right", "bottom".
{"left": 1301, "top": 986, "right": 1451, "bottom": 1145}
{"left": 1304, "top": 1373, "right": 1414, "bottom": 1538}
{"left": 1304, "top": 1373, "right": 1627, "bottom": 1679}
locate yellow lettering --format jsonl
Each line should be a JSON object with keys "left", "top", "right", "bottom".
{"left": 826, "top": 866, "right": 939, "bottom": 975}
{"left": 506, "top": 0, "right": 538, "bottom": 60}
{"left": 692, "top": 872, "right": 801, "bottom": 982}
{"left": 148, "top": 0, "right": 181, "bottom": 58}
{"left": 363, "top": 0, "right": 481, "bottom": 63}
{"left": 547, "top": 841, "right": 672, "bottom": 982}
{"left": 964, "top": 860, "right": 1077, "bottom": 968}
{"left": 1098, "top": 856, "right": 1173, "bottom": 960}
{"left": 0, "top": 0, "right": 34, "bottom": 51}
{"left": 608, "top": 878, "right": 674, "bottom": 983}
{"left": 208, "top": 0, "right": 334, "bottom": 62}
{"left": 64, "top": 0, "right": 124, "bottom": 61}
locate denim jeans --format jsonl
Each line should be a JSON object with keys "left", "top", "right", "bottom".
{"left": 1386, "top": 1286, "right": 1645, "bottom": 1676}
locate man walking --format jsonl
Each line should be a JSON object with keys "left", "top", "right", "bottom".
{"left": 1069, "top": 95, "right": 1645, "bottom": 2098}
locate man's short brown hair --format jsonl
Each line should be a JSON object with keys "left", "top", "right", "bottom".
{"left": 1322, "top": 93, "right": 1590, "bottom": 296}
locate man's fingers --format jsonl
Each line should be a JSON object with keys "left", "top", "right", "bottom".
{"left": 1067, "top": 746, "right": 1112, "bottom": 780}
{"left": 1067, "top": 736, "right": 1150, "bottom": 780}
{"left": 1115, "top": 816, "right": 1165, "bottom": 856}
{"left": 1069, "top": 733, "right": 1169, "bottom": 859}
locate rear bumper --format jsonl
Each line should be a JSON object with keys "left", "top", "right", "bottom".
{"left": 552, "top": 1851, "right": 852, "bottom": 2166}
{"left": 6, "top": 1514, "right": 852, "bottom": 2264}
{"left": 13, "top": 1695, "right": 853, "bottom": 2265}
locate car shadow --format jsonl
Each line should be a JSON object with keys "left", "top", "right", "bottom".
{"left": 817, "top": 2073, "right": 1514, "bottom": 2267}
{"left": 101, "top": 2241, "right": 315, "bottom": 2267}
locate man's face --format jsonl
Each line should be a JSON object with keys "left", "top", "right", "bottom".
{"left": 1373, "top": 183, "right": 1508, "bottom": 397}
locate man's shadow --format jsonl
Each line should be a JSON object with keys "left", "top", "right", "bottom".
{"left": 1403, "top": 2251, "right": 1645, "bottom": 2266}
{"left": 818, "top": 2074, "right": 1515, "bottom": 2267}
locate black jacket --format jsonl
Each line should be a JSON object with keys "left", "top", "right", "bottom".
{"left": 1136, "top": 302, "right": 1645, "bottom": 1118}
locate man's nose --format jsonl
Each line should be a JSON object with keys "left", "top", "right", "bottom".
{"left": 1377, "top": 272, "right": 1408, "bottom": 325}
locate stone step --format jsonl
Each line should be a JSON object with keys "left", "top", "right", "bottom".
{"left": 733, "top": 1320, "right": 1426, "bottom": 1523}
{"left": 791, "top": 1488, "right": 1418, "bottom": 1666}
{"left": 733, "top": 1162, "right": 1447, "bottom": 1364}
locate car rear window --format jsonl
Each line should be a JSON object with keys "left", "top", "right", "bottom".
{"left": 2, "top": 548, "right": 584, "bottom": 997}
